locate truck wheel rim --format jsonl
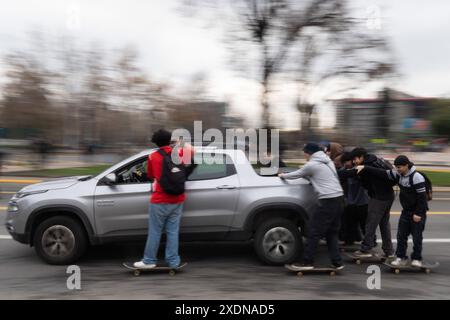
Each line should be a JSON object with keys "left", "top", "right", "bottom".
{"left": 262, "top": 227, "right": 295, "bottom": 260}
{"left": 42, "top": 225, "right": 75, "bottom": 258}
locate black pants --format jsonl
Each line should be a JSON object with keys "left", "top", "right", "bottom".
{"left": 361, "top": 197, "right": 394, "bottom": 255}
{"left": 340, "top": 204, "right": 368, "bottom": 244}
{"left": 396, "top": 211, "right": 426, "bottom": 260}
{"left": 304, "top": 196, "right": 345, "bottom": 265}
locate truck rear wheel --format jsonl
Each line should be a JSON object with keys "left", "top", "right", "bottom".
{"left": 254, "top": 218, "right": 302, "bottom": 265}
{"left": 33, "top": 216, "right": 88, "bottom": 265}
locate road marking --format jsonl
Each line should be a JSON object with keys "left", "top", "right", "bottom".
{"left": 391, "top": 211, "right": 450, "bottom": 215}
{"left": 0, "top": 207, "right": 7, "bottom": 210}
{"left": 0, "top": 235, "right": 12, "bottom": 240}
{"left": 0, "top": 179, "right": 42, "bottom": 184}
{"left": 377, "top": 239, "right": 450, "bottom": 243}
{"left": 0, "top": 192, "right": 15, "bottom": 194}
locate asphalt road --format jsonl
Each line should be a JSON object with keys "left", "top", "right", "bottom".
{"left": 1, "top": 181, "right": 449, "bottom": 299}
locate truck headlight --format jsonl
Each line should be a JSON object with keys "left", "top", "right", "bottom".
{"left": 7, "top": 202, "right": 19, "bottom": 212}
{"left": 13, "top": 190, "right": 48, "bottom": 200}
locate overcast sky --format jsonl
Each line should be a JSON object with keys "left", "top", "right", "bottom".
{"left": 1, "top": 0, "right": 449, "bottom": 128}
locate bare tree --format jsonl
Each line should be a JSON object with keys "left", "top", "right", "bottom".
{"left": 289, "top": 7, "right": 395, "bottom": 135}
{"left": 180, "top": 0, "right": 387, "bottom": 129}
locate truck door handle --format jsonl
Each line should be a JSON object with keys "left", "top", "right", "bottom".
{"left": 216, "top": 185, "right": 237, "bottom": 190}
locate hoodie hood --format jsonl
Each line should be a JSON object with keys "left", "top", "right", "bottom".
{"left": 310, "top": 151, "right": 333, "bottom": 164}
{"left": 403, "top": 165, "right": 417, "bottom": 177}
{"left": 329, "top": 142, "right": 343, "bottom": 160}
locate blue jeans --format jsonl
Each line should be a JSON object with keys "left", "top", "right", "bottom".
{"left": 142, "top": 203, "right": 183, "bottom": 267}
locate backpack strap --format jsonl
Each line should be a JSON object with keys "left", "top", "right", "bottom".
{"left": 409, "top": 170, "right": 415, "bottom": 188}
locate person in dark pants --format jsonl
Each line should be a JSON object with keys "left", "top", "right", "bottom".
{"left": 279, "top": 143, "right": 345, "bottom": 270}
{"left": 338, "top": 152, "right": 369, "bottom": 245}
{"left": 350, "top": 148, "right": 395, "bottom": 258}
{"left": 356, "top": 155, "right": 428, "bottom": 267}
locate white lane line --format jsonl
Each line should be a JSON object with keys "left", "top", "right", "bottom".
{"left": 377, "top": 239, "right": 450, "bottom": 243}
{"left": 0, "top": 235, "right": 12, "bottom": 240}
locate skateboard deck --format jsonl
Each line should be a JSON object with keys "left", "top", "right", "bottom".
{"left": 344, "top": 252, "right": 391, "bottom": 265}
{"left": 383, "top": 261, "right": 439, "bottom": 274}
{"left": 285, "top": 264, "right": 342, "bottom": 277}
{"left": 123, "top": 262, "right": 187, "bottom": 276}
{"left": 340, "top": 244, "right": 361, "bottom": 253}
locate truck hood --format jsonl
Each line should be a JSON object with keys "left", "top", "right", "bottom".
{"left": 19, "top": 176, "right": 85, "bottom": 193}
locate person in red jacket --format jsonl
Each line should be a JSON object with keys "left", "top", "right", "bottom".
{"left": 134, "top": 129, "right": 194, "bottom": 269}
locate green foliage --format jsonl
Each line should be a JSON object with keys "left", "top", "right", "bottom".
{"left": 430, "top": 100, "right": 450, "bottom": 138}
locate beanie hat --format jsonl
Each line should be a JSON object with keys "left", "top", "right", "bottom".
{"left": 303, "top": 142, "right": 322, "bottom": 155}
{"left": 394, "top": 155, "right": 413, "bottom": 166}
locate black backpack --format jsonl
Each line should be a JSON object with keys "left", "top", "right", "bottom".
{"left": 410, "top": 171, "right": 433, "bottom": 201}
{"left": 157, "top": 149, "right": 186, "bottom": 195}
{"left": 373, "top": 156, "right": 393, "bottom": 170}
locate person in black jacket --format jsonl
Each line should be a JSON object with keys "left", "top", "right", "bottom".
{"left": 350, "top": 148, "right": 395, "bottom": 258}
{"left": 338, "top": 152, "right": 369, "bottom": 245}
{"left": 356, "top": 155, "right": 428, "bottom": 267}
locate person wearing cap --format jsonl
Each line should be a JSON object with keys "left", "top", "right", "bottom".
{"left": 279, "top": 142, "right": 345, "bottom": 270}
{"left": 338, "top": 152, "right": 369, "bottom": 245}
{"left": 355, "top": 155, "right": 429, "bottom": 267}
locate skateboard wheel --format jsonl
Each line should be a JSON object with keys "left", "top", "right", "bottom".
{"left": 356, "top": 260, "right": 361, "bottom": 265}
{"left": 169, "top": 270, "right": 176, "bottom": 276}
{"left": 297, "top": 272, "right": 303, "bottom": 277}
{"left": 134, "top": 270, "right": 140, "bottom": 276}
{"left": 394, "top": 269, "right": 400, "bottom": 274}
{"left": 330, "top": 271, "right": 336, "bottom": 276}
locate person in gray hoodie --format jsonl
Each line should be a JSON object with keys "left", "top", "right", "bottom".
{"left": 279, "top": 142, "right": 345, "bottom": 270}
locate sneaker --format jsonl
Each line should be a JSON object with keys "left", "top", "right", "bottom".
{"left": 133, "top": 261, "right": 157, "bottom": 269}
{"left": 390, "top": 257, "right": 408, "bottom": 266}
{"left": 382, "top": 253, "right": 395, "bottom": 260}
{"left": 411, "top": 260, "right": 422, "bottom": 268}
{"left": 353, "top": 250, "right": 373, "bottom": 258}
{"left": 332, "top": 262, "right": 345, "bottom": 270}
{"left": 289, "top": 263, "right": 314, "bottom": 271}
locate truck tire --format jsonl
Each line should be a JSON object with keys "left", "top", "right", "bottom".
{"left": 33, "top": 216, "right": 88, "bottom": 265}
{"left": 254, "top": 218, "right": 302, "bottom": 265}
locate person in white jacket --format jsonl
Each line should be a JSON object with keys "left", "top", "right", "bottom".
{"left": 279, "top": 142, "right": 345, "bottom": 270}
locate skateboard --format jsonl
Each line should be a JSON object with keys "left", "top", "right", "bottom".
{"left": 339, "top": 244, "right": 361, "bottom": 253}
{"left": 383, "top": 261, "right": 439, "bottom": 274}
{"left": 285, "top": 264, "right": 342, "bottom": 277}
{"left": 344, "top": 252, "right": 392, "bottom": 265}
{"left": 122, "top": 262, "right": 187, "bottom": 276}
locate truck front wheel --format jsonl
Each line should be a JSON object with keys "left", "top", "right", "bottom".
{"left": 254, "top": 218, "right": 303, "bottom": 265}
{"left": 33, "top": 216, "right": 88, "bottom": 265}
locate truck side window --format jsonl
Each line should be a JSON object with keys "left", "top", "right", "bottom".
{"left": 115, "top": 157, "right": 149, "bottom": 184}
{"left": 187, "top": 154, "right": 236, "bottom": 181}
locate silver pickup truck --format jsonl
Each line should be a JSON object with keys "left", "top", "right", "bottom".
{"left": 5, "top": 148, "right": 317, "bottom": 265}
